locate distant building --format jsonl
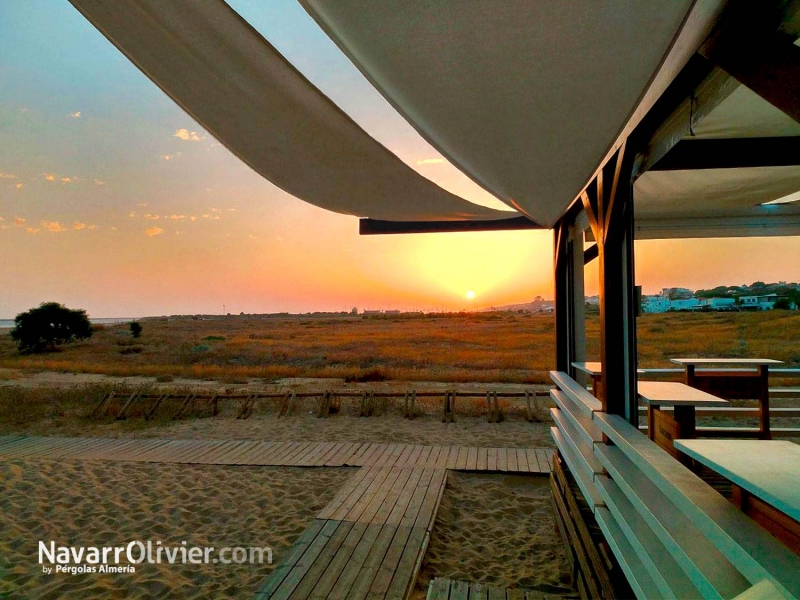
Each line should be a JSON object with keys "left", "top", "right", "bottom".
{"left": 669, "top": 298, "right": 701, "bottom": 311}
{"left": 698, "top": 297, "right": 737, "bottom": 311}
{"left": 585, "top": 295, "right": 600, "bottom": 306}
{"left": 739, "top": 294, "right": 778, "bottom": 310}
{"left": 642, "top": 295, "right": 670, "bottom": 313}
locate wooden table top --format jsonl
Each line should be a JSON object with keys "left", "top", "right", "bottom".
{"left": 637, "top": 381, "right": 728, "bottom": 406}
{"left": 674, "top": 440, "right": 800, "bottom": 521}
{"left": 571, "top": 361, "right": 602, "bottom": 376}
{"left": 670, "top": 358, "right": 783, "bottom": 366}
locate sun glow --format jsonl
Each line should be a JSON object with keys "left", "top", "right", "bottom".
{"left": 465, "top": 290, "right": 475, "bottom": 300}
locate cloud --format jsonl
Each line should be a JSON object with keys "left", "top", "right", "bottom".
{"left": 161, "top": 153, "right": 181, "bottom": 161}
{"left": 94, "top": 179, "right": 105, "bottom": 186}
{"left": 87, "top": 224, "right": 98, "bottom": 230}
{"left": 128, "top": 212, "right": 136, "bottom": 218}
{"left": 144, "top": 214, "right": 160, "bottom": 220}
{"left": 15, "top": 183, "right": 23, "bottom": 189}
{"left": 201, "top": 214, "right": 220, "bottom": 220}
{"left": 416, "top": 158, "right": 446, "bottom": 165}
{"left": 0, "top": 217, "right": 4, "bottom": 222}
{"left": 166, "top": 214, "right": 186, "bottom": 220}
{"left": 210, "top": 207, "right": 222, "bottom": 214}
{"left": 69, "top": 111, "right": 81, "bottom": 118}
{"left": 173, "top": 128, "right": 202, "bottom": 142}
{"left": 26, "top": 227, "right": 40, "bottom": 234}
{"left": 14, "top": 217, "right": 26, "bottom": 227}
{"left": 248, "top": 234, "right": 258, "bottom": 240}
{"left": 41, "top": 220, "right": 67, "bottom": 233}
{"left": 227, "top": 208, "right": 238, "bottom": 212}
{"left": 136, "top": 202, "right": 148, "bottom": 207}
{"left": 110, "top": 226, "right": 118, "bottom": 231}
{"left": 73, "top": 222, "right": 86, "bottom": 230}
{"left": 60, "top": 176, "right": 79, "bottom": 183}
{"left": 145, "top": 226, "right": 164, "bottom": 237}
{"left": 44, "top": 173, "right": 57, "bottom": 181}
{"left": 0, "top": 172, "right": 16, "bottom": 179}
{"left": 189, "top": 216, "right": 197, "bottom": 222}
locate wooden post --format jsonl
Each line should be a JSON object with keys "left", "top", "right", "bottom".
{"left": 758, "top": 365, "right": 771, "bottom": 440}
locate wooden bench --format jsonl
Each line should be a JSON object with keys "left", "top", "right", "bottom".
{"left": 549, "top": 371, "right": 800, "bottom": 600}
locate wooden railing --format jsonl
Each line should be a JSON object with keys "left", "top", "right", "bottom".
{"left": 550, "top": 370, "right": 800, "bottom": 599}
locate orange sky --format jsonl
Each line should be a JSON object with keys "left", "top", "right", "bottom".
{"left": 1, "top": 1, "right": 799, "bottom": 318}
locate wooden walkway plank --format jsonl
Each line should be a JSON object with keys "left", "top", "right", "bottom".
{"left": 54, "top": 437, "right": 113, "bottom": 459}
{"left": 469, "top": 581, "right": 489, "bottom": 600}
{"left": 269, "top": 519, "right": 343, "bottom": 600}
{"left": 414, "top": 445, "right": 432, "bottom": 468}
{"left": 467, "top": 447, "right": 478, "bottom": 471}
{"left": 370, "top": 468, "right": 415, "bottom": 525}
{"left": 112, "top": 439, "right": 174, "bottom": 461}
{"left": 193, "top": 440, "right": 250, "bottom": 463}
{"left": 536, "top": 448, "right": 553, "bottom": 471}
{"left": 330, "top": 468, "right": 387, "bottom": 522}
{"left": 516, "top": 448, "right": 529, "bottom": 473}
{"left": 275, "top": 441, "right": 313, "bottom": 465}
{"left": 254, "top": 519, "right": 327, "bottom": 599}
{"left": 414, "top": 469, "right": 447, "bottom": 532}
{"left": 14, "top": 437, "right": 79, "bottom": 458}
{"left": 446, "top": 446, "right": 460, "bottom": 470}
{"left": 455, "top": 447, "right": 469, "bottom": 470}
{"left": 150, "top": 440, "right": 208, "bottom": 463}
{"left": 336, "top": 442, "right": 366, "bottom": 466}
{"left": 280, "top": 442, "right": 315, "bottom": 466}
{"left": 428, "top": 578, "right": 450, "bottom": 600}
{"left": 420, "top": 445, "right": 437, "bottom": 468}
{"left": 450, "top": 579, "right": 470, "bottom": 600}
{"left": 350, "top": 442, "right": 377, "bottom": 466}
{"left": 82, "top": 438, "right": 145, "bottom": 460}
{"left": 317, "top": 468, "right": 373, "bottom": 521}
{"left": 262, "top": 442, "right": 300, "bottom": 465}
{"left": 399, "top": 468, "right": 436, "bottom": 530}
{"left": 344, "top": 523, "right": 399, "bottom": 600}
{"left": 343, "top": 467, "right": 393, "bottom": 523}
{"left": 383, "top": 525, "right": 427, "bottom": 600}
{"left": 477, "top": 447, "right": 488, "bottom": 471}
{"left": 385, "top": 468, "right": 425, "bottom": 527}
{"left": 378, "top": 444, "right": 404, "bottom": 467}
{"left": 358, "top": 468, "right": 405, "bottom": 524}
{"left": 367, "top": 524, "right": 414, "bottom": 599}
{"left": 526, "top": 448, "right": 542, "bottom": 473}
{"left": 214, "top": 440, "right": 262, "bottom": 464}
{"left": 497, "top": 448, "right": 508, "bottom": 472}
{"left": 358, "top": 443, "right": 384, "bottom": 467}
{"left": 171, "top": 440, "right": 229, "bottom": 463}
{"left": 306, "top": 522, "right": 370, "bottom": 600}
{"left": 67, "top": 438, "right": 125, "bottom": 460}
{"left": 233, "top": 441, "right": 279, "bottom": 465}
{"left": 393, "top": 444, "right": 414, "bottom": 468}
{"left": 325, "top": 523, "right": 384, "bottom": 600}
{"left": 293, "top": 442, "right": 328, "bottom": 466}
{"left": 285, "top": 520, "right": 356, "bottom": 600}
{"left": 487, "top": 447, "right": 498, "bottom": 471}
{"left": 317, "top": 442, "right": 347, "bottom": 466}
{"left": 0, "top": 436, "right": 27, "bottom": 451}
{"left": 487, "top": 585, "right": 506, "bottom": 600}
{"left": 507, "top": 448, "right": 519, "bottom": 472}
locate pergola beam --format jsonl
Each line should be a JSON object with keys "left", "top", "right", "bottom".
{"left": 359, "top": 215, "right": 541, "bottom": 235}
{"left": 651, "top": 137, "right": 800, "bottom": 171}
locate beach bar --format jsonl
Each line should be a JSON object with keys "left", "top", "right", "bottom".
{"left": 65, "top": 0, "right": 800, "bottom": 597}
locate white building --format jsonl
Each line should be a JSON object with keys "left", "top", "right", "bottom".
{"left": 698, "top": 297, "right": 737, "bottom": 311}
{"left": 669, "top": 298, "right": 701, "bottom": 311}
{"left": 739, "top": 294, "right": 778, "bottom": 310}
{"left": 642, "top": 295, "right": 670, "bottom": 313}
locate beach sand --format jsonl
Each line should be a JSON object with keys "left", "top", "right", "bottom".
{"left": 133, "top": 410, "right": 554, "bottom": 449}
{"left": 0, "top": 458, "right": 351, "bottom": 599}
{"left": 414, "top": 471, "right": 574, "bottom": 598}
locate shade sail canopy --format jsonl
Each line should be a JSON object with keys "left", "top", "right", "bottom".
{"left": 300, "top": 0, "right": 722, "bottom": 227}
{"left": 634, "top": 83, "right": 800, "bottom": 238}
{"left": 67, "top": 0, "right": 517, "bottom": 222}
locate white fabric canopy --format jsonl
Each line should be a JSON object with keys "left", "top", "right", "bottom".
{"left": 300, "top": 0, "right": 720, "bottom": 227}
{"left": 68, "top": 0, "right": 516, "bottom": 222}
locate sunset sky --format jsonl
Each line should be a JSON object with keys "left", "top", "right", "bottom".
{"left": 2, "top": 0, "right": 799, "bottom": 318}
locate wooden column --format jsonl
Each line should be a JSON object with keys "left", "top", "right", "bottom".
{"left": 582, "top": 144, "right": 639, "bottom": 424}
{"left": 554, "top": 221, "right": 570, "bottom": 372}
{"left": 554, "top": 215, "right": 588, "bottom": 379}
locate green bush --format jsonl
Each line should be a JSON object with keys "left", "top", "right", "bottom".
{"left": 10, "top": 302, "right": 93, "bottom": 354}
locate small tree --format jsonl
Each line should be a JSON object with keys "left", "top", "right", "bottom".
{"left": 129, "top": 321, "right": 143, "bottom": 338}
{"left": 10, "top": 302, "right": 93, "bottom": 354}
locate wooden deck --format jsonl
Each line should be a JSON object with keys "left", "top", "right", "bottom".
{"left": 0, "top": 436, "right": 553, "bottom": 473}
{"left": 426, "top": 578, "right": 568, "bottom": 600}
{"left": 0, "top": 436, "right": 554, "bottom": 599}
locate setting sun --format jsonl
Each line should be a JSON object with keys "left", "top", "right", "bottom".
{"left": 465, "top": 290, "right": 476, "bottom": 300}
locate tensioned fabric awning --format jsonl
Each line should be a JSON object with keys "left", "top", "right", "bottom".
{"left": 67, "top": 0, "right": 517, "bottom": 223}
{"left": 300, "top": 0, "right": 722, "bottom": 227}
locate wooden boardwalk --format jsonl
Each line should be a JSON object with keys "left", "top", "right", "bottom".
{"left": 0, "top": 436, "right": 553, "bottom": 473}
{"left": 0, "top": 436, "right": 554, "bottom": 599}
{"left": 256, "top": 466, "right": 446, "bottom": 599}
{"left": 426, "top": 578, "right": 567, "bottom": 600}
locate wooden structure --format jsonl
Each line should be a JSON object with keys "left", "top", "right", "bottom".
{"left": 637, "top": 381, "right": 728, "bottom": 459}
{"left": 0, "top": 435, "right": 554, "bottom": 473}
{"left": 672, "top": 358, "right": 784, "bottom": 439}
{"left": 426, "top": 577, "right": 567, "bottom": 600}
{"left": 675, "top": 440, "right": 800, "bottom": 555}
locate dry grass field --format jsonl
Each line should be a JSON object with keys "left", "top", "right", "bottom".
{"left": 0, "top": 310, "right": 797, "bottom": 385}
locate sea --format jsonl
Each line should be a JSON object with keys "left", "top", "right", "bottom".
{"left": 0, "top": 318, "right": 133, "bottom": 329}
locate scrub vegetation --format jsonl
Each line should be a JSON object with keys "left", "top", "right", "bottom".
{"left": 0, "top": 310, "right": 797, "bottom": 385}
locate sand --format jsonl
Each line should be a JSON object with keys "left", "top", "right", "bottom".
{"left": 0, "top": 458, "right": 351, "bottom": 599}
{"left": 133, "top": 411, "right": 555, "bottom": 449}
{"left": 414, "top": 472, "right": 574, "bottom": 598}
